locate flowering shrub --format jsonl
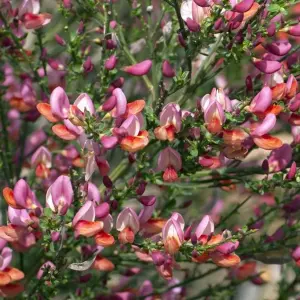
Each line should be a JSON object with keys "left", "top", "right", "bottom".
{"left": 0, "top": 0, "right": 299, "bottom": 298}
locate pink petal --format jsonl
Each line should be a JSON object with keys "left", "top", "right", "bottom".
{"left": 112, "top": 88, "right": 127, "bottom": 117}
{"left": 50, "top": 86, "right": 70, "bottom": 119}
{"left": 251, "top": 113, "right": 276, "bottom": 136}
{"left": 253, "top": 59, "right": 282, "bottom": 74}
{"left": 73, "top": 201, "right": 95, "bottom": 226}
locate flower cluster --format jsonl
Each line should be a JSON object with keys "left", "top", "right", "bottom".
{"left": 0, "top": 0, "right": 299, "bottom": 298}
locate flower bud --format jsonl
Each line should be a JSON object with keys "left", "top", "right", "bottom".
{"left": 103, "top": 176, "right": 113, "bottom": 189}
{"left": 55, "top": 34, "right": 66, "bottom": 46}
{"left": 104, "top": 55, "right": 118, "bottom": 70}
{"left": 162, "top": 60, "right": 176, "bottom": 78}
{"left": 123, "top": 60, "right": 152, "bottom": 76}
{"left": 83, "top": 56, "right": 94, "bottom": 73}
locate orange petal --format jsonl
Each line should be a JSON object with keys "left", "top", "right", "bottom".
{"left": 192, "top": 252, "right": 210, "bottom": 263}
{"left": 2, "top": 187, "right": 23, "bottom": 209}
{"left": 223, "top": 129, "right": 248, "bottom": 147}
{"left": 9, "top": 98, "right": 32, "bottom": 112}
{"left": 207, "top": 115, "right": 222, "bottom": 134}
{"left": 0, "top": 225, "right": 26, "bottom": 242}
{"left": 210, "top": 252, "right": 241, "bottom": 267}
{"left": 289, "top": 113, "right": 300, "bottom": 126}
{"left": 35, "top": 163, "right": 50, "bottom": 179}
{"left": 154, "top": 126, "right": 169, "bottom": 141}
{"left": 207, "top": 234, "right": 223, "bottom": 248}
{"left": 141, "top": 218, "right": 166, "bottom": 236}
{"left": 164, "top": 236, "right": 181, "bottom": 255}
{"left": 127, "top": 100, "right": 145, "bottom": 115}
{"left": 255, "top": 104, "right": 283, "bottom": 119}
{"left": 72, "top": 157, "right": 85, "bottom": 168}
{"left": 36, "top": 103, "right": 60, "bottom": 122}
{"left": 0, "top": 283, "right": 24, "bottom": 297}
{"left": 253, "top": 134, "right": 283, "bottom": 150}
{"left": 0, "top": 272, "right": 12, "bottom": 286}
{"left": 94, "top": 231, "right": 115, "bottom": 247}
{"left": 244, "top": 2, "right": 260, "bottom": 21}
{"left": 236, "top": 262, "right": 257, "bottom": 281}
{"left": 92, "top": 255, "right": 115, "bottom": 271}
{"left": 271, "top": 83, "right": 286, "bottom": 101}
{"left": 52, "top": 124, "right": 78, "bottom": 140}
{"left": 120, "top": 134, "right": 149, "bottom": 152}
{"left": 4, "top": 267, "right": 24, "bottom": 282}
{"left": 75, "top": 221, "right": 103, "bottom": 237}
{"left": 118, "top": 227, "right": 135, "bottom": 244}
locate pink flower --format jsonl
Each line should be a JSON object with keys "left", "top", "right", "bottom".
{"left": 31, "top": 146, "right": 52, "bottom": 178}
{"left": 157, "top": 147, "right": 182, "bottom": 182}
{"left": 194, "top": 215, "right": 214, "bottom": 243}
{"left": 18, "top": 0, "right": 52, "bottom": 30}
{"left": 154, "top": 103, "right": 182, "bottom": 141}
{"left": 180, "top": 0, "right": 211, "bottom": 25}
{"left": 46, "top": 175, "right": 74, "bottom": 215}
{"left": 267, "top": 144, "right": 292, "bottom": 172}
{"left": 116, "top": 208, "right": 140, "bottom": 244}
{"left": 0, "top": 244, "right": 12, "bottom": 271}
{"left": 162, "top": 213, "right": 184, "bottom": 255}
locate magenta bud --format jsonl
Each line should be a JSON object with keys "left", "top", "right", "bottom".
{"left": 103, "top": 176, "right": 113, "bottom": 188}
{"left": 289, "top": 24, "right": 300, "bottom": 36}
{"left": 136, "top": 181, "right": 147, "bottom": 195}
{"left": 232, "top": 0, "right": 254, "bottom": 13}
{"left": 95, "top": 156, "right": 110, "bottom": 176}
{"left": 128, "top": 153, "right": 136, "bottom": 164}
{"left": 246, "top": 75, "right": 253, "bottom": 92}
{"left": 106, "top": 39, "right": 117, "bottom": 49}
{"left": 77, "top": 21, "right": 84, "bottom": 34}
{"left": 79, "top": 274, "right": 92, "bottom": 283}
{"left": 55, "top": 34, "right": 66, "bottom": 46}
{"left": 186, "top": 17, "right": 200, "bottom": 32}
{"left": 162, "top": 60, "right": 176, "bottom": 78}
{"left": 123, "top": 59, "right": 152, "bottom": 76}
{"left": 111, "top": 77, "right": 125, "bottom": 88}
{"left": 267, "top": 23, "right": 276, "bottom": 37}
{"left": 191, "top": 232, "right": 198, "bottom": 244}
{"left": 262, "top": 159, "right": 269, "bottom": 173}
{"left": 184, "top": 225, "right": 192, "bottom": 241}
{"left": 193, "top": 0, "right": 210, "bottom": 7}
{"left": 51, "top": 231, "right": 61, "bottom": 242}
{"left": 265, "top": 41, "right": 292, "bottom": 56}
{"left": 105, "top": 55, "right": 118, "bottom": 70}
{"left": 151, "top": 251, "right": 165, "bottom": 266}
{"left": 253, "top": 59, "right": 282, "bottom": 74}
{"left": 95, "top": 202, "right": 110, "bottom": 218}
{"left": 83, "top": 56, "right": 94, "bottom": 73}
{"left": 110, "top": 20, "right": 117, "bottom": 29}
{"left": 63, "top": 0, "right": 72, "bottom": 9}
{"left": 177, "top": 32, "right": 186, "bottom": 47}
{"left": 111, "top": 199, "right": 118, "bottom": 210}
{"left": 286, "top": 161, "right": 297, "bottom": 180}
{"left": 139, "top": 195, "right": 156, "bottom": 206}
{"left": 100, "top": 135, "right": 118, "bottom": 149}
{"left": 102, "top": 96, "right": 117, "bottom": 112}
{"left": 214, "top": 18, "right": 223, "bottom": 31}
{"left": 48, "top": 59, "right": 64, "bottom": 71}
